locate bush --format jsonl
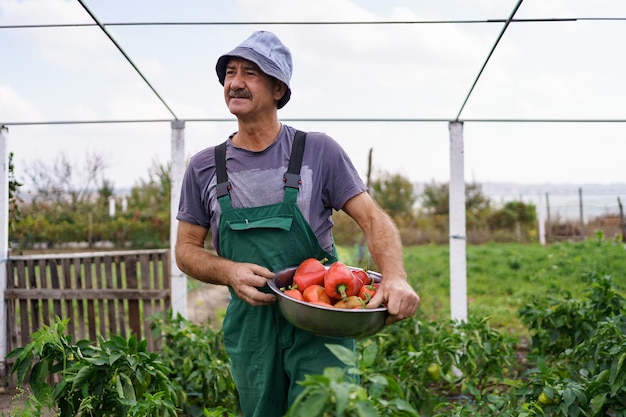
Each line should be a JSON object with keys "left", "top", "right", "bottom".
{"left": 7, "top": 318, "right": 178, "bottom": 416}
{"left": 151, "top": 312, "right": 239, "bottom": 416}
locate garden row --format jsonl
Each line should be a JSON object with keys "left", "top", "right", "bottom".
{"left": 6, "top": 238, "right": 626, "bottom": 416}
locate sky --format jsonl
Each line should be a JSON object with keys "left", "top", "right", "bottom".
{"left": 1, "top": 0, "right": 626, "bottom": 193}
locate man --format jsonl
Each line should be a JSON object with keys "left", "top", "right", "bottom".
{"left": 175, "top": 30, "right": 420, "bottom": 417}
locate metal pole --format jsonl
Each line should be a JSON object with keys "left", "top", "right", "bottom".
{"left": 0, "top": 126, "right": 9, "bottom": 379}
{"left": 578, "top": 187, "right": 584, "bottom": 239}
{"left": 538, "top": 192, "right": 546, "bottom": 245}
{"left": 449, "top": 121, "right": 467, "bottom": 322}
{"left": 170, "top": 120, "right": 187, "bottom": 317}
{"left": 618, "top": 197, "right": 625, "bottom": 243}
{"left": 545, "top": 193, "right": 551, "bottom": 243}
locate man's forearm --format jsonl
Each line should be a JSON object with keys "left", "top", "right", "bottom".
{"left": 363, "top": 211, "right": 407, "bottom": 282}
{"left": 175, "top": 243, "right": 233, "bottom": 286}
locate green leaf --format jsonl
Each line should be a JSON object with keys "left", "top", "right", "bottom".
{"left": 5, "top": 346, "right": 25, "bottom": 360}
{"left": 597, "top": 369, "right": 610, "bottom": 384}
{"left": 366, "top": 374, "right": 388, "bottom": 399}
{"left": 353, "top": 400, "right": 378, "bottom": 417}
{"left": 120, "top": 372, "right": 137, "bottom": 403}
{"left": 323, "top": 366, "right": 346, "bottom": 383}
{"left": 388, "top": 398, "right": 419, "bottom": 416}
{"left": 13, "top": 353, "right": 33, "bottom": 385}
{"left": 325, "top": 343, "right": 356, "bottom": 367}
{"left": 128, "top": 334, "right": 139, "bottom": 350}
{"left": 362, "top": 342, "right": 378, "bottom": 368}
{"left": 610, "top": 351, "right": 625, "bottom": 386}
{"left": 71, "top": 366, "right": 93, "bottom": 391}
{"left": 30, "top": 360, "right": 50, "bottom": 400}
{"left": 590, "top": 393, "right": 607, "bottom": 417}
{"left": 291, "top": 391, "right": 328, "bottom": 417}
{"left": 108, "top": 352, "right": 124, "bottom": 365}
{"left": 563, "top": 388, "right": 576, "bottom": 407}
{"left": 330, "top": 381, "right": 350, "bottom": 415}
{"left": 115, "top": 374, "right": 124, "bottom": 398}
{"left": 52, "top": 378, "right": 69, "bottom": 401}
{"left": 183, "top": 356, "right": 193, "bottom": 377}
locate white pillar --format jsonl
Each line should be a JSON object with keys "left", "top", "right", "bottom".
{"left": 170, "top": 120, "right": 187, "bottom": 317}
{"left": 537, "top": 193, "right": 546, "bottom": 245}
{"left": 108, "top": 197, "right": 116, "bottom": 217}
{"left": 449, "top": 122, "right": 467, "bottom": 322}
{"left": 0, "top": 126, "right": 9, "bottom": 372}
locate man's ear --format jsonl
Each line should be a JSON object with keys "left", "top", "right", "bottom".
{"left": 274, "top": 81, "right": 287, "bottom": 101}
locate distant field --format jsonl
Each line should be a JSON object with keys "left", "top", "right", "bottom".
{"left": 340, "top": 237, "right": 626, "bottom": 335}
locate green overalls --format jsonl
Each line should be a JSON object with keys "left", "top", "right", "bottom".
{"left": 214, "top": 131, "right": 355, "bottom": 417}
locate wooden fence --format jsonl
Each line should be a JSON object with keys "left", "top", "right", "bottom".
{"left": 4, "top": 249, "right": 171, "bottom": 358}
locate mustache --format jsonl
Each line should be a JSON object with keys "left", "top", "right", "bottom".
{"left": 228, "top": 89, "right": 252, "bottom": 99}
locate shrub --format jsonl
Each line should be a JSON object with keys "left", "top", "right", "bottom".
{"left": 7, "top": 318, "right": 178, "bottom": 417}
{"left": 151, "top": 312, "right": 239, "bottom": 416}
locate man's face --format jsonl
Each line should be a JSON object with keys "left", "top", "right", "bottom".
{"left": 223, "top": 57, "right": 286, "bottom": 117}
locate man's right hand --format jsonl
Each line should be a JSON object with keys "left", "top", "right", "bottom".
{"left": 227, "top": 262, "right": 276, "bottom": 306}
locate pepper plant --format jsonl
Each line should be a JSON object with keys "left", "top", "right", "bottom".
{"left": 7, "top": 318, "right": 178, "bottom": 417}
{"left": 151, "top": 312, "right": 239, "bottom": 416}
{"left": 285, "top": 343, "right": 418, "bottom": 417}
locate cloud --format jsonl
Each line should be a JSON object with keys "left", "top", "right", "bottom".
{"left": 0, "top": 0, "right": 87, "bottom": 25}
{"left": 0, "top": 84, "right": 45, "bottom": 121}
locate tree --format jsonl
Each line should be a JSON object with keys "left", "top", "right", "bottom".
{"left": 370, "top": 171, "right": 416, "bottom": 226}
{"left": 8, "top": 151, "right": 23, "bottom": 232}
{"left": 13, "top": 152, "right": 113, "bottom": 248}
{"left": 26, "top": 152, "right": 109, "bottom": 209}
{"left": 419, "top": 181, "right": 490, "bottom": 216}
{"left": 487, "top": 201, "right": 537, "bottom": 230}
{"left": 418, "top": 181, "right": 492, "bottom": 232}
{"left": 124, "top": 159, "right": 171, "bottom": 247}
{"left": 11, "top": 153, "right": 175, "bottom": 250}
{"left": 127, "top": 159, "right": 170, "bottom": 215}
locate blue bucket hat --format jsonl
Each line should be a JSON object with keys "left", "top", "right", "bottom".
{"left": 216, "top": 31, "right": 293, "bottom": 109}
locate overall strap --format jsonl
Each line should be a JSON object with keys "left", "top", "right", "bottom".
{"left": 214, "top": 141, "right": 231, "bottom": 198}
{"left": 283, "top": 130, "right": 306, "bottom": 189}
{"left": 283, "top": 130, "right": 306, "bottom": 204}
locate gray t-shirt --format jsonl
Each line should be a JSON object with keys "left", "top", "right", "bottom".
{"left": 177, "top": 124, "right": 367, "bottom": 254}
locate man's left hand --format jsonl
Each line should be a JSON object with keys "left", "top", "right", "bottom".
{"left": 367, "top": 279, "right": 420, "bottom": 324}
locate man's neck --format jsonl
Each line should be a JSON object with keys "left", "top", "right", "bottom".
{"left": 233, "top": 118, "right": 282, "bottom": 151}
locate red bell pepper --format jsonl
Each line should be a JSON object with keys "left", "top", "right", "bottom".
{"left": 302, "top": 284, "right": 331, "bottom": 305}
{"left": 293, "top": 258, "right": 327, "bottom": 290}
{"left": 294, "top": 258, "right": 326, "bottom": 275}
{"left": 324, "top": 262, "right": 361, "bottom": 300}
{"left": 283, "top": 287, "right": 304, "bottom": 301}
{"left": 293, "top": 269, "right": 326, "bottom": 291}
{"left": 351, "top": 269, "right": 371, "bottom": 286}
{"left": 358, "top": 283, "right": 377, "bottom": 302}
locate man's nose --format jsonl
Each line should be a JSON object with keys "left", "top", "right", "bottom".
{"left": 229, "top": 71, "right": 245, "bottom": 88}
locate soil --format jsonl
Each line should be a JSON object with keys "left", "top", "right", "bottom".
{"left": 0, "top": 283, "right": 232, "bottom": 415}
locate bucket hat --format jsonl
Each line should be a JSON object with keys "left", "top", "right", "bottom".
{"left": 216, "top": 31, "right": 293, "bottom": 109}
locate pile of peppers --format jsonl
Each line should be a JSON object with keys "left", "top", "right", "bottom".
{"left": 281, "top": 258, "right": 379, "bottom": 309}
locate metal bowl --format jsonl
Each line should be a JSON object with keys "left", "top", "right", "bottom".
{"left": 268, "top": 265, "right": 388, "bottom": 338}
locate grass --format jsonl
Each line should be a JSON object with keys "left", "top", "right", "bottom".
{"left": 340, "top": 236, "right": 626, "bottom": 336}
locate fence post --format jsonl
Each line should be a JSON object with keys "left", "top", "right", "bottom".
{"left": 537, "top": 193, "right": 546, "bottom": 245}
{"left": 619, "top": 197, "right": 625, "bottom": 243}
{"left": 545, "top": 193, "right": 551, "bottom": 243}
{"left": 170, "top": 120, "right": 187, "bottom": 317}
{"left": 578, "top": 187, "right": 584, "bottom": 239}
{"left": 0, "top": 126, "right": 8, "bottom": 383}
{"left": 448, "top": 121, "right": 467, "bottom": 322}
